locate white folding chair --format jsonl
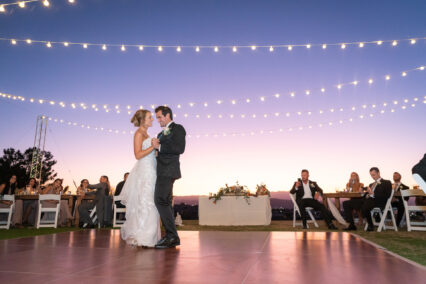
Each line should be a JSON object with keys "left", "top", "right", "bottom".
{"left": 112, "top": 196, "right": 126, "bottom": 228}
{"left": 401, "top": 189, "right": 426, "bottom": 231}
{"left": 364, "top": 189, "right": 397, "bottom": 232}
{"left": 37, "top": 194, "right": 60, "bottom": 229}
{"left": 83, "top": 206, "right": 99, "bottom": 228}
{"left": 290, "top": 194, "right": 319, "bottom": 228}
{"left": 0, "top": 195, "right": 15, "bottom": 229}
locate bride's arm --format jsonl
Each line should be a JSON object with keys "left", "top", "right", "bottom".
{"left": 134, "top": 132, "right": 155, "bottom": 160}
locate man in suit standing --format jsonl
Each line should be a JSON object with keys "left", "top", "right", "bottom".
{"left": 78, "top": 175, "right": 109, "bottom": 228}
{"left": 391, "top": 172, "right": 409, "bottom": 227}
{"left": 152, "top": 106, "right": 186, "bottom": 249}
{"left": 290, "top": 169, "right": 337, "bottom": 230}
{"left": 343, "top": 167, "right": 392, "bottom": 231}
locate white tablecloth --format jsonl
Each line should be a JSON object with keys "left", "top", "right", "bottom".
{"left": 198, "top": 196, "right": 272, "bottom": 226}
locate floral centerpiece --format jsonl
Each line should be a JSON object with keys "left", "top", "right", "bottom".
{"left": 255, "top": 183, "right": 270, "bottom": 197}
{"left": 209, "top": 181, "right": 251, "bottom": 204}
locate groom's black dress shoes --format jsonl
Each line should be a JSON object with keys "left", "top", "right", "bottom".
{"left": 155, "top": 237, "right": 180, "bottom": 249}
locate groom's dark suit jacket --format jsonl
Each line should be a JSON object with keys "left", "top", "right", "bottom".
{"left": 157, "top": 122, "right": 186, "bottom": 179}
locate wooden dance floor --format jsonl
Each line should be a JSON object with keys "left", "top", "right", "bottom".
{"left": 0, "top": 230, "right": 424, "bottom": 283}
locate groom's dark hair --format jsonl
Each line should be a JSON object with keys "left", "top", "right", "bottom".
{"left": 155, "top": 106, "right": 173, "bottom": 120}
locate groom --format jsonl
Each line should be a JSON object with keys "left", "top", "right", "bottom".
{"left": 152, "top": 106, "right": 186, "bottom": 249}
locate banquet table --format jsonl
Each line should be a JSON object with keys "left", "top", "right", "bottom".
{"left": 15, "top": 194, "right": 96, "bottom": 227}
{"left": 323, "top": 191, "right": 402, "bottom": 226}
{"left": 198, "top": 195, "right": 272, "bottom": 226}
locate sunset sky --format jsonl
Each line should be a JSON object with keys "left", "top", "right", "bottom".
{"left": 0, "top": 0, "right": 425, "bottom": 195}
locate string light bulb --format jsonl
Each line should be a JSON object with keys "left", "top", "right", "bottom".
{"left": 83, "top": 44, "right": 88, "bottom": 49}
{"left": 368, "top": 78, "right": 373, "bottom": 84}
{"left": 322, "top": 44, "right": 327, "bottom": 49}
{"left": 0, "top": 5, "right": 5, "bottom": 12}
{"left": 392, "top": 40, "right": 398, "bottom": 46}
{"left": 195, "top": 46, "right": 200, "bottom": 52}
{"left": 43, "top": 0, "right": 50, "bottom": 7}
{"left": 410, "top": 39, "right": 416, "bottom": 44}
{"left": 121, "top": 45, "right": 126, "bottom": 51}
{"left": 402, "top": 72, "right": 407, "bottom": 77}
{"left": 359, "top": 42, "right": 364, "bottom": 48}
{"left": 269, "top": 46, "right": 274, "bottom": 52}
{"left": 158, "top": 46, "right": 163, "bottom": 52}
{"left": 11, "top": 39, "right": 17, "bottom": 45}
{"left": 176, "top": 46, "right": 181, "bottom": 52}
{"left": 46, "top": 42, "right": 52, "bottom": 48}
{"left": 341, "top": 44, "right": 346, "bottom": 49}
{"left": 232, "top": 46, "right": 237, "bottom": 52}
{"left": 139, "top": 45, "right": 144, "bottom": 51}
{"left": 251, "top": 45, "right": 256, "bottom": 50}
{"left": 306, "top": 44, "right": 311, "bottom": 49}
{"left": 385, "top": 75, "right": 391, "bottom": 80}
{"left": 288, "top": 45, "right": 292, "bottom": 51}
{"left": 214, "top": 46, "right": 219, "bottom": 52}
{"left": 377, "top": 40, "right": 383, "bottom": 45}
{"left": 68, "top": 0, "right": 75, "bottom": 3}
{"left": 63, "top": 42, "right": 69, "bottom": 47}
{"left": 102, "top": 44, "right": 107, "bottom": 50}
{"left": 18, "top": 2, "right": 25, "bottom": 8}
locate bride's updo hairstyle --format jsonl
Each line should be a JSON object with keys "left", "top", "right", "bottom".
{"left": 131, "top": 109, "right": 150, "bottom": 127}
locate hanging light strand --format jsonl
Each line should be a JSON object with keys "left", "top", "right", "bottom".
{"left": 0, "top": 0, "right": 75, "bottom": 12}
{"left": 44, "top": 98, "right": 425, "bottom": 138}
{"left": 0, "top": 64, "right": 424, "bottom": 115}
{"left": 1, "top": 36, "right": 424, "bottom": 51}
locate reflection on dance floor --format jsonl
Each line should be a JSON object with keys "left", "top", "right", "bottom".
{"left": 0, "top": 230, "right": 424, "bottom": 283}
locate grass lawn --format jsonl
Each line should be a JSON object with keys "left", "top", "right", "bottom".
{"left": 354, "top": 230, "right": 426, "bottom": 266}
{"left": 0, "top": 227, "right": 81, "bottom": 240}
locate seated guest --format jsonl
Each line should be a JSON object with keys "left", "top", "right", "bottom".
{"left": 290, "top": 169, "right": 337, "bottom": 230}
{"left": 114, "top": 172, "right": 129, "bottom": 197}
{"left": 114, "top": 172, "right": 129, "bottom": 207}
{"left": 39, "top": 181, "right": 73, "bottom": 226}
{"left": 22, "top": 178, "right": 41, "bottom": 224}
{"left": 114, "top": 173, "right": 129, "bottom": 220}
{"left": 0, "top": 175, "right": 24, "bottom": 227}
{"left": 75, "top": 179, "right": 90, "bottom": 221}
{"left": 77, "top": 179, "right": 90, "bottom": 195}
{"left": 346, "top": 172, "right": 364, "bottom": 192}
{"left": 391, "top": 172, "right": 409, "bottom": 227}
{"left": 343, "top": 167, "right": 392, "bottom": 231}
{"left": 78, "top": 175, "right": 109, "bottom": 228}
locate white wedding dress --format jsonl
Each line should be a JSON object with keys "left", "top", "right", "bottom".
{"left": 119, "top": 137, "right": 161, "bottom": 247}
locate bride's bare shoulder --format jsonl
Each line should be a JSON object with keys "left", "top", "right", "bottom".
{"left": 134, "top": 129, "right": 148, "bottom": 140}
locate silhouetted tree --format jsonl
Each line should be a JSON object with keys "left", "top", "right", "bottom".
{"left": 0, "top": 147, "right": 57, "bottom": 187}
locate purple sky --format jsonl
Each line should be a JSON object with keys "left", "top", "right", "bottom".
{"left": 0, "top": 0, "right": 425, "bottom": 195}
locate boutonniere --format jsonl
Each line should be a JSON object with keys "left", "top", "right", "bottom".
{"left": 162, "top": 127, "right": 171, "bottom": 136}
{"left": 310, "top": 183, "right": 315, "bottom": 188}
{"left": 377, "top": 180, "right": 381, "bottom": 185}
{"left": 399, "top": 185, "right": 403, "bottom": 190}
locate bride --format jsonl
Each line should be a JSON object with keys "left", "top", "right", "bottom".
{"left": 119, "top": 109, "right": 161, "bottom": 247}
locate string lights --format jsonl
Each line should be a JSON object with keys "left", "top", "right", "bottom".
{"left": 0, "top": 65, "right": 424, "bottom": 116}
{"left": 1, "top": 36, "right": 424, "bottom": 53}
{"left": 43, "top": 97, "right": 426, "bottom": 138}
{"left": 0, "top": 0, "right": 75, "bottom": 13}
